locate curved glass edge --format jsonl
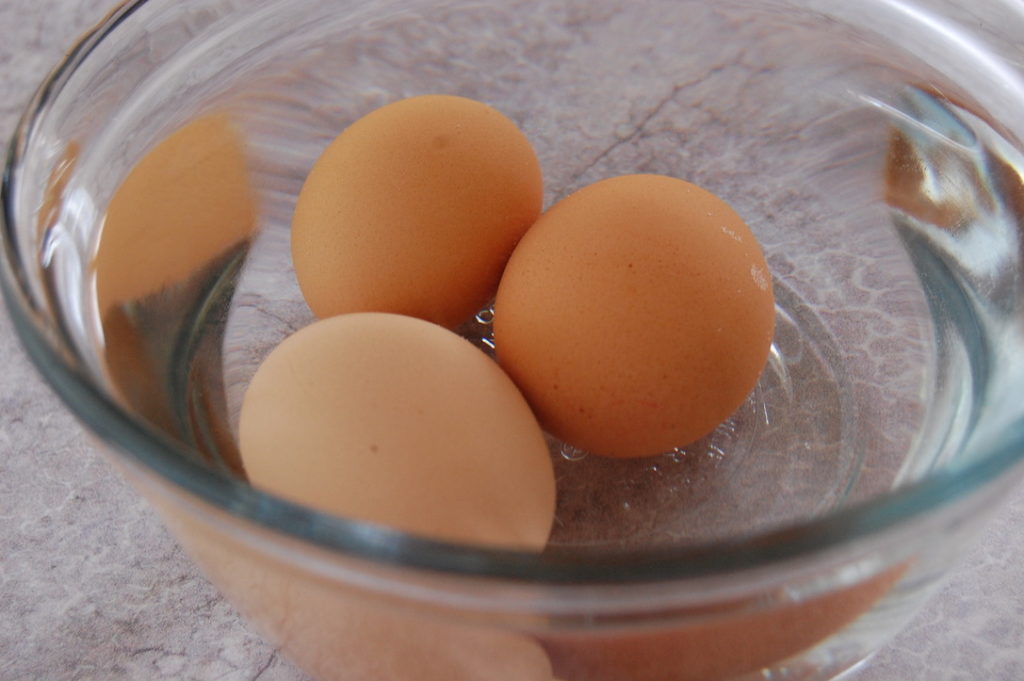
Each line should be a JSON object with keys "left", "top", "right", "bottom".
{"left": 2, "top": 0, "right": 1024, "bottom": 587}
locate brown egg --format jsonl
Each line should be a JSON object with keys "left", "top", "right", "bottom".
{"left": 494, "top": 174, "right": 775, "bottom": 458}
{"left": 291, "top": 95, "right": 543, "bottom": 328}
{"left": 238, "top": 313, "right": 556, "bottom": 550}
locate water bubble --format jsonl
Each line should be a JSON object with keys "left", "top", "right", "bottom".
{"left": 666, "top": 448, "right": 686, "bottom": 463}
{"left": 707, "top": 443, "right": 726, "bottom": 461}
{"left": 559, "top": 443, "right": 589, "bottom": 461}
{"left": 475, "top": 305, "right": 495, "bottom": 325}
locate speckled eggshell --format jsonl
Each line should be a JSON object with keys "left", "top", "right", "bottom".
{"left": 291, "top": 95, "right": 543, "bottom": 329}
{"left": 238, "top": 313, "right": 556, "bottom": 550}
{"left": 493, "top": 174, "right": 775, "bottom": 458}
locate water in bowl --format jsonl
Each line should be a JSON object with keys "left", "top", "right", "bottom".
{"left": 92, "top": 83, "right": 1017, "bottom": 550}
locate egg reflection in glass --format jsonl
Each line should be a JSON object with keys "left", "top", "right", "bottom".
{"left": 93, "top": 115, "right": 257, "bottom": 316}
{"left": 93, "top": 115, "right": 256, "bottom": 472}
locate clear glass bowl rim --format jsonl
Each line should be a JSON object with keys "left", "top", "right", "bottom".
{"left": 3, "top": 0, "right": 1024, "bottom": 586}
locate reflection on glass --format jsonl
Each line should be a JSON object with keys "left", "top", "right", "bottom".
{"left": 93, "top": 115, "right": 256, "bottom": 476}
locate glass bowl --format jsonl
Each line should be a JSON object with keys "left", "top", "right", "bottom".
{"left": 4, "top": 0, "right": 1024, "bottom": 679}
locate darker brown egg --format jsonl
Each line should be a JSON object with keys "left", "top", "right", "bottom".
{"left": 494, "top": 174, "right": 775, "bottom": 458}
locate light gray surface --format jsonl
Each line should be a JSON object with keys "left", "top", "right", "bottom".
{"left": 1, "top": 2, "right": 1023, "bottom": 680}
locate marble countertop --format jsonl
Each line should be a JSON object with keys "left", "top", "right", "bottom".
{"left": 2, "top": 1, "right": 1024, "bottom": 680}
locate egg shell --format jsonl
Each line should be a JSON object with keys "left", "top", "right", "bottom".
{"left": 238, "top": 312, "right": 556, "bottom": 550}
{"left": 494, "top": 174, "right": 775, "bottom": 458}
{"left": 291, "top": 95, "right": 543, "bottom": 328}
